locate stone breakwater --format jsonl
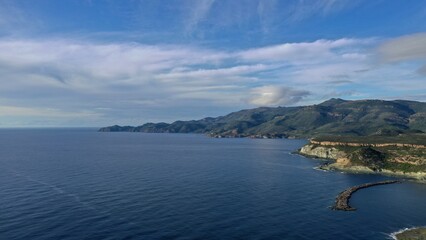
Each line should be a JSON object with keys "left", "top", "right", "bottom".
{"left": 333, "top": 180, "right": 400, "bottom": 211}
{"left": 310, "top": 140, "right": 426, "bottom": 149}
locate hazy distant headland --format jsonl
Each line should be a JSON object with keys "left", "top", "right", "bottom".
{"left": 100, "top": 98, "right": 426, "bottom": 179}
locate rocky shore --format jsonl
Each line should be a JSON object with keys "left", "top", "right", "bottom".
{"left": 391, "top": 227, "right": 426, "bottom": 240}
{"left": 299, "top": 140, "right": 426, "bottom": 180}
{"left": 333, "top": 180, "right": 400, "bottom": 211}
{"left": 310, "top": 140, "right": 426, "bottom": 149}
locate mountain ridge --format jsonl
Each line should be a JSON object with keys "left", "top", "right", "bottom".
{"left": 99, "top": 98, "right": 426, "bottom": 140}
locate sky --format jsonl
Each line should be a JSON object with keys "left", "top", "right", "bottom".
{"left": 0, "top": 0, "right": 426, "bottom": 127}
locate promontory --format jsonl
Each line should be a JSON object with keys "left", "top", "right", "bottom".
{"left": 100, "top": 98, "right": 426, "bottom": 178}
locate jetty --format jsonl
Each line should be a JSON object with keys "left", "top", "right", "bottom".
{"left": 333, "top": 180, "right": 400, "bottom": 211}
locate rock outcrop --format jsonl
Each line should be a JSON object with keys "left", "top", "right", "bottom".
{"left": 299, "top": 144, "right": 346, "bottom": 159}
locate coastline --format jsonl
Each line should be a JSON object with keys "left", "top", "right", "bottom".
{"left": 100, "top": 131, "right": 426, "bottom": 181}
{"left": 390, "top": 227, "right": 426, "bottom": 240}
{"left": 298, "top": 142, "right": 426, "bottom": 182}
{"left": 319, "top": 164, "right": 426, "bottom": 181}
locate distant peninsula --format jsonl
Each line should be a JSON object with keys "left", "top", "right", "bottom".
{"left": 100, "top": 98, "right": 426, "bottom": 179}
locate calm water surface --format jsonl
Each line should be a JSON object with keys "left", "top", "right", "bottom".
{"left": 1, "top": 129, "right": 425, "bottom": 239}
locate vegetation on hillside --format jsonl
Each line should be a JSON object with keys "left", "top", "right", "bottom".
{"left": 313, "top": 134, "right": 426, "bottom": 145}
{"left": 100, "top": 98, "right": 426, "bottom": 143}
{"left": 394, "top": 227, "right": 426, "bottom": 240}
{"left": 309, "top": 144, "right": 426, "bottom": 173}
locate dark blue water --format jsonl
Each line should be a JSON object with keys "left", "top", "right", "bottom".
{"left": 1, "top": 129, "right": 426, "bottom": 240}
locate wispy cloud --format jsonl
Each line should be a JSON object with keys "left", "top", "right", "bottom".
{"left": 184, "top": 0, "right": 215, "bottom": 34}
{"left": 283, "top": 0, "right": 363, "bottom": 22}
{"left": 177, "top": 0, "right": 364, "bottom": 37}
{"left": 378, "top": 33, "right": 426, "bottom": 62}
{"left": 158, "top": 64, "right": 271, "bottom": 82}
{"left": 248, "top": 86, "right": 310, "bottom": 106}
{"left": 0, "top": 33, "right": 424, "bottom": 126}
{"left": 0, "top": 0, "right": 43, "bottom": 35}
{"left": 0, "top": 105, "right": 100, "bottom": 118}
{"left": 378, "top": 33, "right": 426, "bottom": 76}
{"left": 418, "top": 65, "right": 426, "bottom": 75}
{"left": 239, "top": 38, "right": 371, "bottom": 62}
{"left": 256, "top": 0, "right": 278, "bottom": 33}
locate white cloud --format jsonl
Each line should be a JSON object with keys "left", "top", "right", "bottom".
{"left": 256, "top": 0, "right": 278, "bottom": 33}
{"left": 248, "top": 86, "right": 310, "bottom": 106}
{"left": 0, "top": 39, "right": 231, "bottom": 92}
{"left": 0, "top": 105, "right": 100, "bottom": 118}
{"left": 418, "top": 65, "right": 426, "bottom": 75}
{"left": 378, "top": 32, "right": 426, "bottom": 77}
{"left": 0, "top": 36, "right": 376, "bottom": 110}
{"left": 184, "top": 0, "right": 215, "bottom": 34}
{"left": 378, "top": 33, "right": 426, "bottom": 62}
{"left": 289, "top": 62, "right": 369, "bottom": 84}
{"left": 177, "top": 0, "right": 363, "bottom": 35}
{"left": 285, "top": 0, "right": 363, "bottom": 22}
{"left": 157, "top": 64, "right": 271, "bottom": 82}
{"left": 238, "top": 38, "right": 371, "bottom": 62}
{"left": 0, "top": 34, "right": 423, "bottom": 126}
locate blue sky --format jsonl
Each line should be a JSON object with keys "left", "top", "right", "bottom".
{"left": 0, "top": 0, "right": 426, "bottom": 127}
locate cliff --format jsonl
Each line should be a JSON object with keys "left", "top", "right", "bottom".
{"left": 299, "top": 144, "right": 346, "bottom": 159}
{"left": 299, "top": 140, "right": 426, "bottom": 180}
{"left": 309, "top": 140, "right": 426, "bottom": 149}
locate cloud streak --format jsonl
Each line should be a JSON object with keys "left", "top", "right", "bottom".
{"left": 285, "top": 0, "right": 363, "bottom": 22}
{"left": 378, "top": 33, "right": 426, "bottom": 77}
{"left": 177, "top": 0, "right": 364, "bottom": 36}
{"left": 184, "top": 0, "right": 215, "bottom": 34}
{"left": 378, "top": 33, "right": 426, "bottom": 62}
{"left": 0, "top": 105, "right": 100, "bottom": 118}
{"left": 0, "top": 33, "right": 424, "bottom": 126}
{"left": 239, "top": 38, "right": 371, "bottom": 62}
{"left": 248, "top": 86, "right": 310, "bottom": 106}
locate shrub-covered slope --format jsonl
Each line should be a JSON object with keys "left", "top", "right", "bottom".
{"left": 99, "top": 98, "right": 426, "bottom": 139}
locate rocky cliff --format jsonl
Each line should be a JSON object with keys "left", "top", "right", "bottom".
{"left": 309, "top": 140, "right": 426, "bottom": 149}
{"left": 299, "top": 141, "right": 426, "bottom": 180}
{"left": 299, "top": 144, "right": 346, "bottom": 159}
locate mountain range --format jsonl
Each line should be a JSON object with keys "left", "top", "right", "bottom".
{"left": 99, "top": 98, "right": 426, "bottom": 139}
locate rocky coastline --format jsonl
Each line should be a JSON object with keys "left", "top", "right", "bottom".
{"left": 299, "top": 140, "right": 426, "bottom": 180}
{"left": 310, "top": 140, "right": 426, "bottom": 149}
{"left": 391, "top": 227, "right": 426, "bottom": 240}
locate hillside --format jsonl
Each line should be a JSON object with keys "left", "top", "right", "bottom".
{"left": 299, "top": 140, "right": 426, "bottom": 179}
{"left": 99, "top": 98, "right": 426, "bottom": 139}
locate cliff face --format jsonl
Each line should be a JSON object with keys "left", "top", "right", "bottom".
{"left": 310, "top": 140, "right": 426, "bottom": 149}
{"left": 299, "top": 144, "right": 346, "bottom": 159}
{"left": 299, "top": 142, "right": 426, "bottom": 180}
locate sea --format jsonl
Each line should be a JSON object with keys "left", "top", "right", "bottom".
{"left": 1, "top": 128, "right": 425, "bottom": 240}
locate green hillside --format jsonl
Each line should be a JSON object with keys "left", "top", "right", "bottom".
{"left": 99, "top": 98, "right": 426, "bottom": 141}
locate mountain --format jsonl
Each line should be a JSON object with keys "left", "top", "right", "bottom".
{"left": 99, "top": 98, "right": 426, "bottom": 139}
